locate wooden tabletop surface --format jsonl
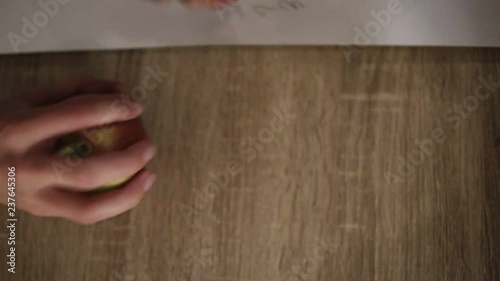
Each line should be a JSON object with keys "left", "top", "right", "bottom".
{"left": 0, "top": 46, "right": 499, "bottom": 281}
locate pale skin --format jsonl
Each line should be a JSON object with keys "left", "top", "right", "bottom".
{"left": 0, "top": 77, "right": 157, "bottom": 225}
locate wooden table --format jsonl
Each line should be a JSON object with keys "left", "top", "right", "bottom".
{"left": 0, "top": 47, "right": 499, "bottom": 281}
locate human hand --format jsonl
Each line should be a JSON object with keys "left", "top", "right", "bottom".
{"left": 0, "top": 77, "right": 157, "bottom": 224}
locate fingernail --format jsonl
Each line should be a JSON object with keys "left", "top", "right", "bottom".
{"left": 144, "top": 173, "right": 156, "bottom": 191}
{"left": 143, "top": 143, "right": 156, "bottom": 161}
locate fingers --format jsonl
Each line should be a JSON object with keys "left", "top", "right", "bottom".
{"left": 7, "top": 93, "right": 143, "bottom": 149}
{"left": 48, "top": 140, "right": 156, "bottom": 191}
{"left": 43, "top": 170, "right": 156, "bottom": 224}
{"left": 82, "top": 79, "right": 126, "bottom": 95}
{"left": 25, "top": 76, "right": 126, "bottom": 106}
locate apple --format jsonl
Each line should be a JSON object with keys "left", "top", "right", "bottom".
{"left": 55, "top": 118, "right": 148, "bottom": 192}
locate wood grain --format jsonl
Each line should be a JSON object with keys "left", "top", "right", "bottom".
{"left": 0, "top": 46, "right": 498, "bottom": 281}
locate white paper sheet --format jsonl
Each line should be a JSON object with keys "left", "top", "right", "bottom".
{"left": 1, "top": 0, "right": 499, "bottom": 54}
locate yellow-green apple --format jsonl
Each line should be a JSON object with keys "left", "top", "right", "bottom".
{"left": 55, "top": 118, "right": 148, "bottom": 192}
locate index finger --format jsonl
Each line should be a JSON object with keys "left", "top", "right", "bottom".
{"left": 5, "top": 93, "right": 143, "bottom": 150}
{"left": 24, "top": 76, "right": 126, "bottom": 106}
